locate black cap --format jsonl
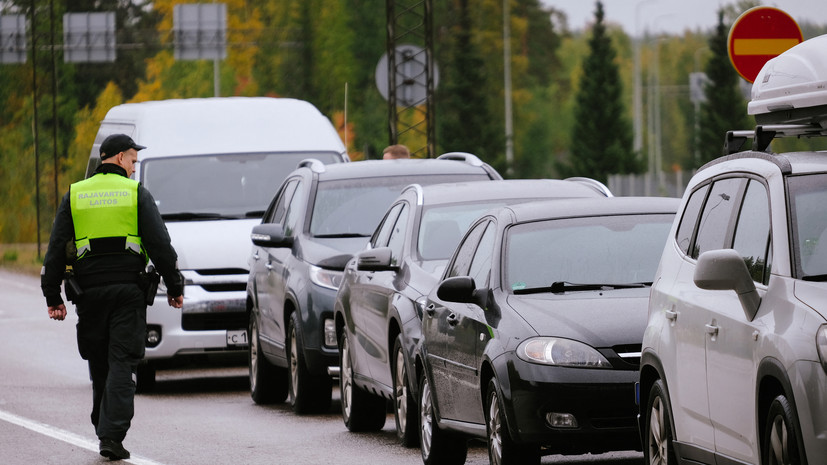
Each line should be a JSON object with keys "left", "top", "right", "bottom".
{"left": 100, "top": 134, "right": 146, "bottom": 160}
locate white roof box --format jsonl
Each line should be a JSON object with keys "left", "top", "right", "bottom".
{"left": 749, "top": 34, "right": 827, "bottom": 125}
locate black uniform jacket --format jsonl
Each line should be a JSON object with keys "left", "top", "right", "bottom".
{"left": 41, "top": 163, "right": 184, "bottom": 307}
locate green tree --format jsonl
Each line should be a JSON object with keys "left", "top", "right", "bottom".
{"left": 697, "top": 9, "right": 752, "bottom": 165}
{"left": 560, "top": 1, "right": 639, "bottom": 183}
{"left": 436, "top": 0, "right": 501, "bottom": 164}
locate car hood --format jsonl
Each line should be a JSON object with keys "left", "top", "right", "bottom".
{"left": 300, "top": 236, "right": 370, "bottom": 269}
{"left": 166, "top": 218, "right": 259, "bottom": 271}
{"left": 795, "top": 280, "right": 827, "bottom": 321}
{"left": 505, "top": 287, "right": 650, "bottom": 347}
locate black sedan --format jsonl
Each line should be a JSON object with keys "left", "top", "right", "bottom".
{"left": 334, "top": 179, "right": 609, "bottom": 445}
{"left": 415, "top": 197, "right": 679, "bottom": 465}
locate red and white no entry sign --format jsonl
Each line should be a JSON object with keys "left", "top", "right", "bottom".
{"left": 728, "top": 6, "right": 802, "bottom": 83}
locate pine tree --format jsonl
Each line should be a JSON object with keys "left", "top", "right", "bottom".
{"left": 561, "top": 1, "right": 638, "bottom": 183}
{"left": 436, "top": 0, "right": 501, "bottom": 163}
{"left": 697, "top": 10, "right": 752, "bottom": 165}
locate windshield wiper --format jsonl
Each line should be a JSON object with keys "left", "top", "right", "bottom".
{"left": 312, "top": 233, "right": 371, "bottom": 239}
{"left": 802, "top": 273, "right": 827, "bottom": 282}
{"left": 513, "top": 281, "right": 650, "bottom": 295}
{"left": 161, "top": 212, "right": 240, "bottom": 221}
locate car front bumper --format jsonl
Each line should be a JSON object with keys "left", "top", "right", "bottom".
{"left": 498, "top": 355, "right": 641, "bottom": 454}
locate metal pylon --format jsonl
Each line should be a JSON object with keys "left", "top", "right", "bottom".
{"left": 385, "top": 0, "right": 434, "bottom": 158}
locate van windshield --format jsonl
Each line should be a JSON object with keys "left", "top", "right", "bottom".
{"left": 141, "top": 152, "right": 341, "bottom": 220}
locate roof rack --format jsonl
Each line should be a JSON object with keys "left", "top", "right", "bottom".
{"left": 296, "top": 158, "right": 326, "bottom": 173}
{"left": 436, "top": 152, "right": 484, "bottom": 167}
{"left": 563, "top": 177, "right": 614, "bottom": 197}
{"left": 723, "top": 123, "right": 827, "bottom": 155}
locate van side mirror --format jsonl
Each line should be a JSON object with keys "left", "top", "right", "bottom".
{"left": 694, "top": 249, "right": 761, "bottom": 321}
{"left": 251, "top": 223, "right": 293, "bottom": 248}
{"left": 356, "top": 247, "right": 398, "bottom": 272}
{"left": 436, "top": 276, "right": 489, "bottom": 309}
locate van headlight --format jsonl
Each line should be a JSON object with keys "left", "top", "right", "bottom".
{"left": 817, "top": 325, "right": 827, "bottom": 374}
{"left": 517, "top": 337, "right": 611, "bottom": 368}
{"left": 309, "top": 265, "right": 344, "bottom": 291}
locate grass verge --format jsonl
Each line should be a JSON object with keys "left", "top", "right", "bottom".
{"left": 0, "top": 243, "right": 44, "bottom": 276}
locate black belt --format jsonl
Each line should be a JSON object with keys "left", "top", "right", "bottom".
{"left": 77, "top": 271, "right": 140, "bottom": 289}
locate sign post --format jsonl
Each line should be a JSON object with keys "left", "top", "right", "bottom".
{"left": 728, "top": 6, "right": 802, "bottom": 83}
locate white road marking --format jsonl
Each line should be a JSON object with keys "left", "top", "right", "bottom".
{"left": 0, "top": 409, "right": 166, "bottom": 465}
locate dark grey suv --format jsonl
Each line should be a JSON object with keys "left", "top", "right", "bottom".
{"left": 245, "top": 155, "right": 500, "bottom": 413}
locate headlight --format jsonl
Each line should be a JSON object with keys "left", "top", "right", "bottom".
{"left": 516, "top": 337, "right": 611, "bottom": 368}
{"left": 309, "top": 265, "right": 344, "bottom": 291}
{"left": 817, "top": 325, "right": 827, "bottom": 374}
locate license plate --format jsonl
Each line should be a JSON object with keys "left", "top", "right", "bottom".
{"left": 227, "top": 329, "right": 248, "bottom": 347}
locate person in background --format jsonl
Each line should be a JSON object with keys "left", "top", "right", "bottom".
{"left": 382, "top": 144, "right": 411, "bottom": 159}
{"left": 40, "top": 133, "right": 184, "bottom": 461}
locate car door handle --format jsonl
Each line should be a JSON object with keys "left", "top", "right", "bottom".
{"left": 253, "top": 251, "right": 260, "bottom": 260}
{"left": 665, "top": 309, "right": 677, "bottom": 321}
{"left": 447, "top": 313, "right": 459, "bottom": 326}
{"left": 265, "top": 262, "right": 273, "bottom": 271}
{"left": 425, "top": 304, "right": 436, "bottom": 317}
{"left": 705, "top": 324, "right": 719, "bottom": 336}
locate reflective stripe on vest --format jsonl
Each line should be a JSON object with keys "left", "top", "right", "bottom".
{"left": 70, "top": 173, "right": 143, "bottom": 260}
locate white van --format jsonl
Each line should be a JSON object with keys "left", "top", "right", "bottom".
{"left": 85, "top": 97, "right": 348, "bottom": 390}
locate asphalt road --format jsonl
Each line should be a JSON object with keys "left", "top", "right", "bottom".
{"left": 0, "top": 269, "right": 644, "bottom": 465}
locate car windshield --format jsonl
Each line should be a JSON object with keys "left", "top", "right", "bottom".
{"left": 310, "top": 174, "right": 489, "bottom": 237}
{"left": 789, "top": 173, "right": 827, "bottom": 280}
{"left": 141, "top": 152, "right": 341, "bottom": 220}
{"left": 505, "top": 214, "right": 674, "bottom": 293}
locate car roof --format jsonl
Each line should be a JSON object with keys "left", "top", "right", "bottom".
{"left": 303, "top": 158, "right": 498, "bottom": 180}
{"left": 700, "top": 150, "right": 827, "bottom": 176}
{"left": 410, "top": 179, "right": 605, "bottom": 206}
{"left": 502, "top": 196, "right": 680, "bottom": 223}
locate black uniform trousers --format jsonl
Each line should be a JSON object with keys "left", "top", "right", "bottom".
{"left": 75, "top": 283, "right": 146, "bottom": 442}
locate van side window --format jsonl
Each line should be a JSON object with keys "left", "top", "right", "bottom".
{"left": 675, "top": 184, "right": 709, "bottom": 256}
{"left": 693, "top": 178, "right": 745, "bottom": 259}
{"left": 732, "top": 179, "right": 771, "bottom": 284}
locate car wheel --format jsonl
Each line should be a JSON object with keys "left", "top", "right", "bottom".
{"left": 485, "top": 378, "right": 539, "bottom": 465}
{"left": 249, "top": 314, "right": 288, "bottom": 404}
{"left": 393, "top": 334, "right": 418, "bottom": 447}
{"left": 644, "top": 379, "right": 677, "bottom": 465}
{"left": 135, "top": 361, "right": 155, "bottom": 393}
{"left": 763, "top": 395, "right": 802, "bottom": 465}
{"left": 287, "top": 312, "right": 332, "bottom": 414}
{"left": 419, "top": 372, "right": 467, "bottom": 465}
{"left": 339, "top": 331, "right": 386, "bottom": 431}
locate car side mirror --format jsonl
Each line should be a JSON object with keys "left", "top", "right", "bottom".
{"left": 251, "top": 223, "right": 293, "bottom": 248}
{"left": 356, "top": 247, "right": 398, "bottom": 272}
{"left": 694, "top": 249, "right": 761, "bottom": 321}
{"left": 436, "top": 276, "right": 489, "bottom": 309}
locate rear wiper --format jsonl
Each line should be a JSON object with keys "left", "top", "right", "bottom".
{"left": 312, "top": 233, "right": 371, "bottom": 239}
{"left": 802, "top": 273, "right": 827, "bottom": 282}
{"left": 513, "top": 281, "right": 650, "bottom": 295}
{"left": 161, "top": 212, "right": 239, "bottom": 221}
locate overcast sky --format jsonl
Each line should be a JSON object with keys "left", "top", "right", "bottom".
{"left": 542, "top": 1, "right": 827, "bottom": 36}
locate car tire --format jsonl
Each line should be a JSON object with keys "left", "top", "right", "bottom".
{"left": 762, "top": 395, "right": 802, "bottom": 465}
{"left": 644, "top": 379, "right": 677, "bottom": 465}
{"left": 249, "top": 314, "right": 288, "bottom": 404}
{"left": 392, "top": 334, "right": 418, "bottom": 447}
{"left": 287, "top": 311, "right": 332, "bottom": 414}
{"left": 419, "top": 372, "right": 467, "bottom": 465}
{"left": 485, "top": 378, "right": 539, "bottom": 465}
{"left": 339, "top": 331, "right": 386, "bottom": 431}
{"left": 135, "top": 361, "right": 156, "bottom": 393}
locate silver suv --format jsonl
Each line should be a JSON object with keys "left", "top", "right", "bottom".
{"left": 639, "top": 36, "right": 827, "bottom": 465}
